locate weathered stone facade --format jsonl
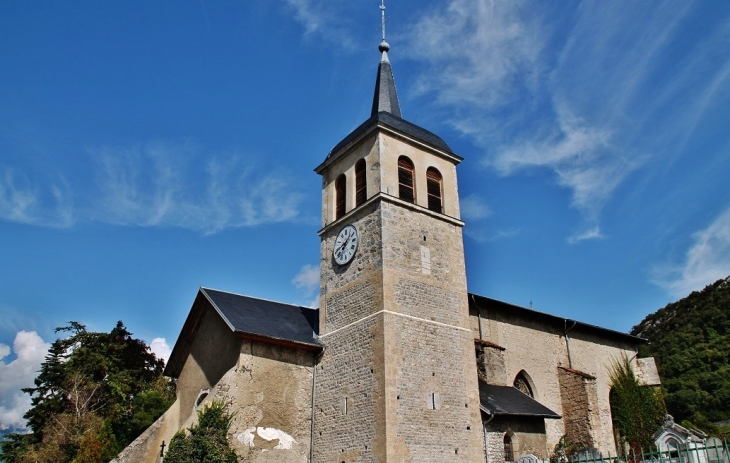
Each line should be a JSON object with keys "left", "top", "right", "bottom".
{"left": 315, "top": 127, "right": 483, "bottom": 462}
{"left": 469, "top": 296, "right": 656, "bottom": 460}
{"left": 113, "top": 299, "right": 317, "bottom": 463}
{"left": 558, "top": 367, "right": 599, "bottom": 448}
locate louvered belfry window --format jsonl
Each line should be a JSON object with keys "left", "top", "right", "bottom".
{"left": 335, "top": 174, "right": 346, "bottom": 219}
{"left": 355, "top": 159, "right": 367, "bottom": 207}
{"left": 398, "top": 156, "right": 415, "bottom": 203}
{"left": 426, "top": 167, "right": 443, "bottom": 213}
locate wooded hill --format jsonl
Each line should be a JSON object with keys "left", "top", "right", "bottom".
{"left": 631, "top": 276, "right": 730, "bottom": 434}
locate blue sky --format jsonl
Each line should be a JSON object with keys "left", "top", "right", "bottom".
{"left": 1, "top": 0, "right": 729, "bottom": 431}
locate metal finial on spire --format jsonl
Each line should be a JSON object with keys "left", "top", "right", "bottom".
{"left": 379, "top": 0, "right": 390, "bottom": 53}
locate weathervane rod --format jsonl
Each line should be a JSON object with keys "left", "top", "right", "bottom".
{"left": 380, "top": 0, "right": 387, "bottom": 42}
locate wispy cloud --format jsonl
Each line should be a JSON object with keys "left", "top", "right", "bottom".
{"left": 652, "top": 206, "right": 730, "bottom": 298}
{"left": 460, "top": 194, "right": 492, "bottom": 221}
{"left": 0, "top": 331, "right": 50, "bottom": 431}
{"left": 283, "top": 0, "right": 363, "bottom": 51}
{"left": 399, "top": 0, "right": 727, "bottom": 241}
{"left": 292, "top": 264, "right": 319, "bottom": 308}
{"left": 464, "top": 227, "right": 519, "bottom": 243}
{"left": 568, "top": 226, "right": 605, "bottom": 244}
{"left": 0, "top": 168, "right": 74, "bottom": 228}
{"left": 403, "top": 0, "right": 542, "bottom": 113}
{"left": 0, "top": 142, "right": 305, "bottom": 234}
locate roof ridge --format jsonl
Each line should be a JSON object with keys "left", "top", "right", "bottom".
{"left": 200, "top": 287, "right": 317, "bottom": 311}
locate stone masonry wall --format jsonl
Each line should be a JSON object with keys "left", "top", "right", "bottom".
{"left": 475, "top": 341, "right": 508, "bottom": 385}
{"left": 313, "top": 315, "right": 384, "bottom": 463}
{"left": 316, "top": 199, "right": 386, "bottom": 462}
{"left": 468, "top": 302, "right": 641, "bottom": 456}
{"left": 214, "top": 341, "right": 315, "bottom": 463}
{"left": 380, "top": 195, "right": 484, "bottom": 461}
{"left": 320, "top": 201, "right": 383, "bottom": 333}
{"left": 558, "top": 367, "right": 598, "bottom": 448}
{"left": 390, "top": 314, "right": 483, "bottom": 462}
{"left": 485, "top": 416, "right": 548, "bottom": 462}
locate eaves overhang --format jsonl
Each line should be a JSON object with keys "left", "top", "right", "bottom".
{"left": 314, "top": 112, "right": 462, "bottom": 175}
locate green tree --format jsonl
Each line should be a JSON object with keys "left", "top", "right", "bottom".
{"left": 609, "top": 355, "right": 665, "bottom": 451}
{"left": 0, "top": 321, "right": 175, "bottom": 463}
{"left": 632, "top": 276, "right": 730, "bottom": 433}
{"left": 163, "top": 401, "right": 238, "bottom": 463}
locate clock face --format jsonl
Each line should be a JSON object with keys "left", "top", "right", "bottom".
{"left": 333, "top": 224, "right": 359, "bottom": 265}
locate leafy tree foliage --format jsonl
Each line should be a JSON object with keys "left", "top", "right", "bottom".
{"left": 0, "top": 321, "right": 174, "bottom": 463}
{"left": 163, "top": 401, "right": 238, "bottom": 463}
{"left": 631, "top": 276, "right": 730, "bottom": 434}
{"left": 608, "top": 355, "right": 665, "bottom": 451}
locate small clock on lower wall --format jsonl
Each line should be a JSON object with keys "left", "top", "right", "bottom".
{"left": 333, "top": 224, "right": 359, "bottom": 265}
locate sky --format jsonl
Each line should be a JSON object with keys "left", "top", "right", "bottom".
{"left": 1, "top": 0, "right": 729, "bottom": 432}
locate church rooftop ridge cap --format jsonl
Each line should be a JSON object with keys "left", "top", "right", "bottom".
{"left": 199, "top": 286, "right": 317, "bottom": 311}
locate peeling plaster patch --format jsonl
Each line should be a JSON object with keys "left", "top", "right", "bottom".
{"left": 238, "top": 428, "right": 257, "bottom": 447}
{"left": 236, "top": 427, "right": 296, "bottom": 450}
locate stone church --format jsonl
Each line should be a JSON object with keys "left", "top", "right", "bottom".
{"left": 114, "top": 38, "right": 661, "bottom": 463}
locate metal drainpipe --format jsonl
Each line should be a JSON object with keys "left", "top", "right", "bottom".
{"left": 309, "top": 347, "right": 324, "bottom": 463}
{"left": 564, "top": 319, "right": 577, "bottom": 369}
{"left": 483, "top": 411, "right": 495, "bottom": 463}
{"left": 472, "top": 294, "right": 484, "bottom": 340}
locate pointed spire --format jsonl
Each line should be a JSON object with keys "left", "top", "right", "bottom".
{"left": 371, "top": 1, "right": 401, "bottom": 118}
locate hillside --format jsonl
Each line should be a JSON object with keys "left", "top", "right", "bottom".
{"left": 631, "top": 276, "right": 730, "bottom": 431}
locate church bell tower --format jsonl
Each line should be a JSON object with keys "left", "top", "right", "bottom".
{"left": 312, "top": 20, "right": 484, "bottom": 462}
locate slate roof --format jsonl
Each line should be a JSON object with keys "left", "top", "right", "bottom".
{"left": 164, "top": 288, "right": 321, "bottom": 377}
{"left": 469, "top": 293, "right": 646, "bottom": 346}
{"left": 479, "top": 382, "right": 561, "bottom": 419}
{"left": 371, "top": 48, "right": 401, "bottom": 117}
{"left": 201, "top": 288, "right": 320, "bottom": 346}
{"left": 316, "top": 112, "right": 458, "bottom": 174}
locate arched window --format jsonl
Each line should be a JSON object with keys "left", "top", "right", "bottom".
{"left": 666, "top": 438, "right": 680, "bottom": 457}
{"left": 398, "top": 156, "right": 415, "bottom": 203}
{"left": 355, "top": 159, "right": 367, "bottom": 207}
{"left": 504, "top": 434, "right": 514, "bottom": 463}
{"left": 513, "top": 371, "right": 534, "bottom": 398}
{"left": 666, "top": 438, "right": 679, "bottom": 449}
{"left": 335, "top": 174, "right": 346, "bottom": 219}
{"left": 426, "top": 167, "right": 443, "bottom": 213}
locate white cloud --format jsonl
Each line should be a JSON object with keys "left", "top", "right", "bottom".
{"left": 283, "top": 0, "right": 362, "bottom": 51}
{"left": 0, "top": 142, "right": 305, "bottom": 234}
{"left": 460, "top": 194, "right": 492, "bottom": 221}
{"left": 0, "top": 168, "right": 74, "bottom": 228}
{"left": 653, "top": 207, "right": 730, "bottom": 298}
{"left": 292, "top": 264, "right": 320, "bottom": 308}
{"left": 149, "top": 337, "right": 172, "bottom": 364}
{"left": 0, "top": 331, "right": 51, "bottom": 431}
{"left": 402, "top": 0, "right": 542, "bottom": 112}
{"left": 292, "top": 264, "right": 319, "bottom": 295}
{"left": 400, "top": 0, "right": 727, "bottom": 238}
{"left": 464, "top": 226, "right": 519, "bottom": 243}
{"left": 568, "top": 226, "right": 605, "bottom": 244}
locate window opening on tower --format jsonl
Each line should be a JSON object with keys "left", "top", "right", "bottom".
{"left": 355, "top": 159, "right": 367, "bottom": 206}
{"left": 335, "top": 174, "right": 346, "bottom": 219}
{"left": 426, "top": 167, "right": 443, "bottom": 213}
{"left": 398, "top": 156, "right": 415, "bottom": 203}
